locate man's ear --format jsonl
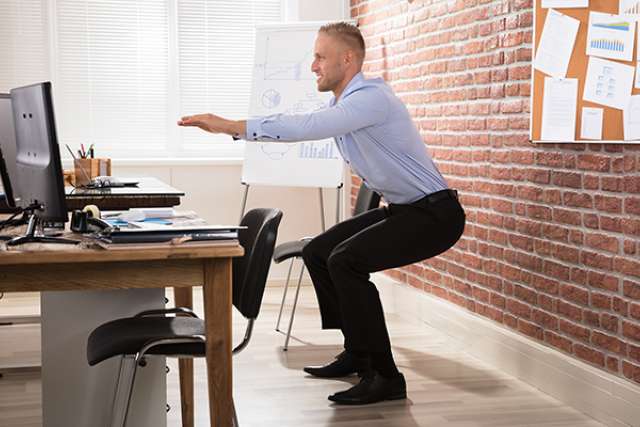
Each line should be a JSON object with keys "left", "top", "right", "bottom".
{"left": 344, "top": 49, "right": 354, "bottom": 66}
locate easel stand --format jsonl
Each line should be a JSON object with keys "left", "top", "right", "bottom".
{"left": 239, "top": 182, "right": 343, "bottom": 350}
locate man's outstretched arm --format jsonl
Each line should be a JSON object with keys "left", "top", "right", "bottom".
{"left": 177, "top": 87, "right": 388, "bottom": 142}
{"left": 177, "top": 114, "right": 246, "bottom": 139}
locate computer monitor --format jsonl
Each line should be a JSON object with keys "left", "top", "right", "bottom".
{"left": 0, "top": 94, "right": 18, "bottom": 208}
{"left": 8, "top": 82, "right": 77, "bottom": 245}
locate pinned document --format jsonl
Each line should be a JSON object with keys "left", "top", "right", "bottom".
{"left": 624, "top": 96, "right": 640, "bottom": 140}
{"left": 583, "top": 57, "right": 635, "bottom": 110}
{"left": 534, "top": 10, "right": 580, "bottom": 78}
{"left": 580, "top": 107, "right": 603, "bottom": 140}
{"left": 586, "top": 12, "right": 636, "bottom": 62}
{"left": 541, "top": 77, "right": 578, "bottom": 141}
{"left": 542, "top": 0, "right": 588, "bottom": 7}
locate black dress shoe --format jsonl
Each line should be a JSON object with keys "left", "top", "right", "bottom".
{"left": 303, "top": 350, "right": 371, "bottom": 378}
{"left": 328, "top": 372, "right": 406, "bottom": 405}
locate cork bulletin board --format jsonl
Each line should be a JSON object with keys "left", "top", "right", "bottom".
{"left": 531, "top": 0, "right": 640, "bottom": 143}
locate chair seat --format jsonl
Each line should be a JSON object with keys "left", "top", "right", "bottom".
{"left": 87, "top": 316, "right": 206, "bottom": 366}
{"left": 273, "top": 238, "right": 312, "bottom": 263}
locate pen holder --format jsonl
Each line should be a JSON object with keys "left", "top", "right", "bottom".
{"left": 74, "top": 158, "right": 112, "bottom": 186}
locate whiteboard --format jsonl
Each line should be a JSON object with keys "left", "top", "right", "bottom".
{"left": 242, "top": 22, "right": 344, "bottom": 188}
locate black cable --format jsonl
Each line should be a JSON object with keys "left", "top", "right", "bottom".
{"left": 0, "top": 208, "right": 24, "bottom": 231}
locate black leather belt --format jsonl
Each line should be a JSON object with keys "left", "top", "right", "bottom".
{"left": 411, "top": 189, "right": 458, "bottom": 207}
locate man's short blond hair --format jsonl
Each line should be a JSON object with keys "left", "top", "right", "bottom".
{"left": 319, "top": 22, "right": 365, "bottom": 62}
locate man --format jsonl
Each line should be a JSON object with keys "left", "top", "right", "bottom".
{"left": 178, "top": 22, "right": 465, "bottom": 405}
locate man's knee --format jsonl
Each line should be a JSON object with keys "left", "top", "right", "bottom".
{"left": 326, "top": 245, "right": 352, "bottom": 275}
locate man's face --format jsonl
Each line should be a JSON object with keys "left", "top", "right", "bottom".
{"left": 311, "top": 33, "right": 347, "bottom": 93}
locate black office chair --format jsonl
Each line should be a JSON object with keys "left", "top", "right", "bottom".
{"left": 86, "top": 208, "right": 283, "bottom": 427}
{"left": 273, "top": 185, "right": 380, "bottom": 350}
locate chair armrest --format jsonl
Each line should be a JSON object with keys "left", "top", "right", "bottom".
{"left": 134, "top": 307, "right": 200, "bottom": 318}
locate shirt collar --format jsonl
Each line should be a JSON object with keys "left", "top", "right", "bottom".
{"left": 330, "top": 72, "right": 365, "bottom": 106}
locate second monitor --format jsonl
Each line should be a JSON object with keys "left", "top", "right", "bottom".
{"left": 8, "top": 82, "right": 77, "bottom": 245}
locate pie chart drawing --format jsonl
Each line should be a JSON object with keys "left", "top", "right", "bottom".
{"left": 261, "top": 89, "right": 281, "bottom": 109}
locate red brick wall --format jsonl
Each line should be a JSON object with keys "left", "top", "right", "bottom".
{"left": 349, "top": 0, "right": 640, "bottom": 385}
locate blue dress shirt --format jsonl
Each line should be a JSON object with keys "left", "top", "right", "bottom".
{"left": 245, "top": 72, "right": 448, "bottom": 204}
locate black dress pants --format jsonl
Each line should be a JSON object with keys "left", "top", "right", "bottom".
{"left": 302, "top": 190, "right": 466, "bottom": 354}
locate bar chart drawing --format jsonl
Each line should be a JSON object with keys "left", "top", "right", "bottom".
{"left": 298, "top": 142, "right": 339, "bottom": 160}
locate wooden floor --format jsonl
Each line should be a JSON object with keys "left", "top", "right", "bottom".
{"left": 0, "top": 287, "right": 604, "bottom": 427}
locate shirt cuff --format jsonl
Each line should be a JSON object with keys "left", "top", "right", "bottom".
{"left": 245, "top": 118, "right": 261, "bottom": 141}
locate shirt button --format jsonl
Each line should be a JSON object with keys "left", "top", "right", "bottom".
{"left": 253, "top": 132, "right": 257, "bottom": 137}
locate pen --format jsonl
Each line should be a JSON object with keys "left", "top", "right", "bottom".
{"left": 88, "top": 144, "right": 95, "bottom": 158}
{"left": 80, "top": 144, "right": 86, "bottom": 158}
{"left": 65, "top": 144, "right": 77, "bottom": 159}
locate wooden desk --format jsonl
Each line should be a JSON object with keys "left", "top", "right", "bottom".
{"left": 0, "top": 241, "right": 243, "bottom": 427}
{"left": 65, "top": 177, "right": 185, "bottom": 210}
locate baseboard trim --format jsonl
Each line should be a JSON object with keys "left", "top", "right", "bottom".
{"left": 373, "top": 273, "right": 640, "bottom": 427}
{"left": 266, "top": 278, "right": 313, "bottom": 288}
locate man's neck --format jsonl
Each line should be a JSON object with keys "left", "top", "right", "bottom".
{"left": 332, "top": 70, "right": 361, "bottom": 101}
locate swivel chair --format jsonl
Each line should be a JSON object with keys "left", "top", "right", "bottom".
{"left": 273, "top": 185, "right": 380, "bottom": 350}
{"left": 86, "top": 208, "right": 283, "bottom": 427}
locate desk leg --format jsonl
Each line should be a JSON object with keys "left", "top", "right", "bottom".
{"left": 174, "top": 287, "right": 194, "bottom": 427}
{"left": 203, "top": 258, "right": 233, "bottom": 427}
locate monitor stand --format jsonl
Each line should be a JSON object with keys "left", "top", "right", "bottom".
{"left": 7, "top": 211, "right": 79, "bottom": 246}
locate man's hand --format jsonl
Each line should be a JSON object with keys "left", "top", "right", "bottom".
{"left": 177, "top": 113, "right": 245, "bottom": 137}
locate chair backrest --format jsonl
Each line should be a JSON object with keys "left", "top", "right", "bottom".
{"left": 353, "top": 184, "right": 381, "bottom": 215}
{"left": 233, "top": 208, "right": 283, "bottom": 319}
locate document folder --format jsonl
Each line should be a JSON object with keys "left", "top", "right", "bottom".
{"left": 99, "top": 226, "right": 244, "bottom": 244}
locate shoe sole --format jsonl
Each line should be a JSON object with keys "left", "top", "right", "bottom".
{"left": 303, "top": 369, "right": 358, "bottom": 378}
{"left": 328, "top": 392, "right": 407, "bottom": 405}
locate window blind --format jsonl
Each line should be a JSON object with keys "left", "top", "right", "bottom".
{"left": 0, "top": 0, "right": 49, "bottom": 93}
{"left": 178, "top": 0, "right": 283, "bottom": 150}
{"left": 54, "top": 0, "right": 170, "bottom": 157}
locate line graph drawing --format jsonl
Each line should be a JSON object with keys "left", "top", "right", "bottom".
{"left": 284, "top": 92, "right": 326, "bottom": 115}
{"left": 262, "top": 32, "right": 315, "bottom": 81}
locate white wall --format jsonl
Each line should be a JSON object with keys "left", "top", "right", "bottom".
{"left": 295, "top": 0, "right": 346, "bottom": 21}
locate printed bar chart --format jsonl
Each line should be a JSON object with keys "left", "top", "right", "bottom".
{"left": 590, "top": 39, "right": 625, "bottom": 52}
{"left": 622, "top": 1, "right": 640, "bottom": 15}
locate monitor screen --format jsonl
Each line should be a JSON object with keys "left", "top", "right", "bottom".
{"left": 10, "top": 82, "right": 68, "bottom": 222}
{"left": 0, "top": 94, "right": 18, "bottom": 207}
